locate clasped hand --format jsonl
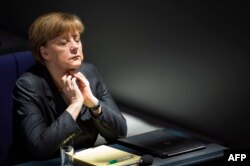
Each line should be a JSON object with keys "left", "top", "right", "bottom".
{"left": 61, "top": 71, "right": 97, "bottom": 109}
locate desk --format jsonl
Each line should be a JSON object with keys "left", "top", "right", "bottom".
{"left": 16, "top": 144, "right": 226, "bottom": 166}
{"left": 16, "top": 129, "right": 227, "bottom": 166}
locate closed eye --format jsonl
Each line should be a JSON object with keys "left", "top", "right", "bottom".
{"left": 74, "top": 36, "right": 80, "bottom": 43}
{"left": 59, "top": 39, "right": 68, "bottom": 45}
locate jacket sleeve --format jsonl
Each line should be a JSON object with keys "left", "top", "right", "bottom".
{"left": 86, "top": 64, "right": 127, "bottom": 141}
{"left": 12, "top": 76, "right": 81, "bottom": 159}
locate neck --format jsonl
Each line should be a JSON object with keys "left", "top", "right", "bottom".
{"left": 46, "top": 65, "right": 67, "bottom": 92}
{"left": 45, "top": 62, "right": 80, "bottom": 92}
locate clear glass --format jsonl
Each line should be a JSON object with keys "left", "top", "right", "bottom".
{"left": 60, "top": 145, "right": 74, "bottom": 166}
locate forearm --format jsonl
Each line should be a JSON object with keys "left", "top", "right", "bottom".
{"left": 66, "top": 102, "right": 83, "bottom": 120}
{"left": 21, "top": 111, "right": 81, "bottom": 159}
{"left": 93, "top": 102, "right": 127, "bottom": 141}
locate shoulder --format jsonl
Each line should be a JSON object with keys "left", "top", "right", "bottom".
{"left": 78, "top": 62, "right": 104, "bottom": 84}
{"left": 79, "top": 62, "right": 99, "bottom": 76}
{"left": 81, "top": 62, "right": 97, "bottom": 71}
{"left": 15, "top": 64, "right": 44, "bottom": 90}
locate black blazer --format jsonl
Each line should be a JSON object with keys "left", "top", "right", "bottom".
{"left": 9, "top": 62, "right": 127, "bottom": 164}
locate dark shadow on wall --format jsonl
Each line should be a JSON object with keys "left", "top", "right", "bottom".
{"left": 0, "top": 29, "right": 28, "bottom": 55}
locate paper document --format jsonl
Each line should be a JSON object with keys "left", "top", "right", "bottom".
{"left": 73, "top": 145, "right": 141, "bottom": 166}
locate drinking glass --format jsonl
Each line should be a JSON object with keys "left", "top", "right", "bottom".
{"left": 60, "top": 145, "right": 74, "bottom": 166}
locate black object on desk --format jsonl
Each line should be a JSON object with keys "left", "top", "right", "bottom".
{"left": 117, "top": 129, "right": 207, "bottom": 158}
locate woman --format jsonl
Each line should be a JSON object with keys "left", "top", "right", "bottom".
{"left": 9, "top": 12, "right": 127, "bottom": 164}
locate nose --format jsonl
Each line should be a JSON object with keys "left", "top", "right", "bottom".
{"left": 70, "top": 40, "right": 79, "bottom": 54}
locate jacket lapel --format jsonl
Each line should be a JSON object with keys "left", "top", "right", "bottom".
{"left": 39, "top": 66, "right": 67, "bottom": 116}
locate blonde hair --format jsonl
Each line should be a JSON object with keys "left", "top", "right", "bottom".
{"left": 29, "top": 12, "right": 84, "bottom": 64}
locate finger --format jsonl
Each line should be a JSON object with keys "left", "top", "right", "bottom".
{"left": 67, "top": 77, "right": 75, "bottom": 91}
{"left": 61, "top": 74, "right": 68, "bottom": 85}
{"left": 76, "top": 71, "right": 84, "bottom": 76}
{"left": 68, "top": 70, "right": 77, "bottom": 75}
{"left": 71, "top": 77, "right": 77, "bottom": 88}
{"left": 66, "top": 75, "right": 73, "bottom": 87}
{"left": 75, "top": 71, "right": 85, "bottom": 78}
{"left": 71, "top": 77, "right": 82, "bottom": 96}
{"left": 74, "top": 73, "right": 88, "bottom": 85}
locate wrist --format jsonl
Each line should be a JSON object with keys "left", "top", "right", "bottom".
{"left": 66, "top": 103, "right": 82, "bottom": 120}
{"left": 90, "top": 100, "right": 101, "bottom": 112}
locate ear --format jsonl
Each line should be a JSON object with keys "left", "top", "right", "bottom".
{"left": 40, "top": 46, "right": 50, "bottom": 60}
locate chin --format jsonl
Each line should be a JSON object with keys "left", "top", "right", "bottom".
{"left": 69, "top": 61, "right": 82, "bottom": 69}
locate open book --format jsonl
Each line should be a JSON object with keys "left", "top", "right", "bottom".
{"left": 73, "top": 145, "right": 141, "bottom": 166}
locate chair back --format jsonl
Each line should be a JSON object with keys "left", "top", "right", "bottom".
{"left": 0, "top": 51, "right": 35, "bottom": 164}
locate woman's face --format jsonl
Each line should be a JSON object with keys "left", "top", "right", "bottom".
{"left": 41, "top": 31, "right": 83, "bottom": 72}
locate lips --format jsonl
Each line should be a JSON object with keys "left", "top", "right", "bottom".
{"left": 70, "top": 55, "right": 81, "bottom": 60}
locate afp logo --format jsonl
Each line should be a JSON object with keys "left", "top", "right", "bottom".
{"left": 224, "top": 149, "right": 249, "bottom": 165}
{"left": 228, "top": 154, "right": 246, "bottom": 161}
